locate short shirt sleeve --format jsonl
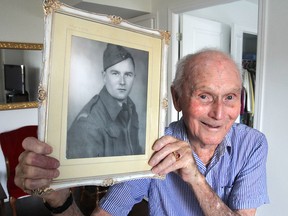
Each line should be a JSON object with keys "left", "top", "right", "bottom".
{"left": 228, "top": 133, "right": 269, "bottom": 209}
{"left": 99, "top": 179, "right": 150, "bottom": 216}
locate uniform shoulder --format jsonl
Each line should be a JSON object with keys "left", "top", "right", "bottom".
{"left": 75, "top": 94, "right": 101, "bottom": 121}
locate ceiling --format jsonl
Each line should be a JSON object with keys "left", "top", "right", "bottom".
{"left": 60, "top": 0, "right": 257, "bottom": 20}
{"left": 246, "top": 0, "right": 258, "bottom": 4}
{"left": 60, "top": 0, "right": 148, "bottom": 19}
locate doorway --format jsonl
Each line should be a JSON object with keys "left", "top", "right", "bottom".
{"left": 169, "top": 0, "right": 259, "bottom": 126}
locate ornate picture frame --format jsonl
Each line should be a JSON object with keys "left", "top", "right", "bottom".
{"left": 39, "top": 0, "right": 169, "bottom": 190}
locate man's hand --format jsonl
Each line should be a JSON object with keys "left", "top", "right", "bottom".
{"left": 14, "top": 137, "right": 112, "bottom": 216}
{"left": 148, "top": 136, "right": 256, "bottom": 216}
{"left": 14, "top": 137, "right": 69, "bottom": 205}
{"left": 148, "top": 135, "right": 200, "bottom": 182}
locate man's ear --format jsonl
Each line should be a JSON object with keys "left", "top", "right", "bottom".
{"left": 171, "top": 86, "right": 182, "bottom": 112}
{"left": 102, "top": 70, "right": 106, "bottom": 82}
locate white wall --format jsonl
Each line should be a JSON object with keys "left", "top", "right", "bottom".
{"left": 255, "top": 0, "right": 288, "bottom": 215}
{"left": 71, "top": 0, "right": 151, "bottom": 12}
{"left": 186, "top": 1, "right": 258, "bottom": 30}
{"left": 0, "top": 0, "right": 43, "bottom": 43}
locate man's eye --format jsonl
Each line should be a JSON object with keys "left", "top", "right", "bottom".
{"left": 125, "top": 72, "right": 134, "bottom": 77}
{"left": 111, "top": 72, "right": 119, "bottom": 76}
{"left": 200, "top": 95, "right": 207, "bottom": 99}
{"left": 197, "top": 93, "right": 215, "bottom": 103}
{"left": 226, "top": 95, "right": 233, "bottom": 100}
{"left": 199, "top": 94, "right": 212, "bottom": 102}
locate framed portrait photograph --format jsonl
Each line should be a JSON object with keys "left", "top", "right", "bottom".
{"left": 39, "top": 0, "right": 169, "bottom": 190}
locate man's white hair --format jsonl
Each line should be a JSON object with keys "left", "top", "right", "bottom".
{"left": 171, "top": 48, "right": 242, "bottom": 97}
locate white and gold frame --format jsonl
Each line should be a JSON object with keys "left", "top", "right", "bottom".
{"left": 39, "top": 0, "right": 170, "bottom": 190}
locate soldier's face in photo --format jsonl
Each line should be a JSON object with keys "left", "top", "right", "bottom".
{"left": 103, "top": 58, "right": 135, "bottom": 102}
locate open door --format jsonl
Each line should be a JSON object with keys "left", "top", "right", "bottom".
{"left": 231, "top": 24, "right": 257, "bottom": 125}
{"left": 180, "top": 14, "right": 230, "bottom": 57}
{"left": 230, "top": 24, "right": 257, "bottom": 69}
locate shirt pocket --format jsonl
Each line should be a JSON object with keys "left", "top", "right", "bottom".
{"left": 220, "top": 185, "right": 234, "bottom": 204}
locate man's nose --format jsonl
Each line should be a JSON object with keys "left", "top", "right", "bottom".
{"left": 119, "top": 75, "right": 126, "bottom": 85}
{"left": 208, "top": 99, "right": 224, "bottom": 120}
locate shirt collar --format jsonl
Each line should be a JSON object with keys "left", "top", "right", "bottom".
{"left": 222, "top": 126, "right": 233, "bottom": 155}
{"left": 178, "top": 117, "right": 233, "bottom": 157}
{"left": 99, "top": 86, "right": 133, "bottom": 121}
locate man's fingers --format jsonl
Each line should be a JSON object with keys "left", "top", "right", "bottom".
{"left": 150, "top": 152, "right": 176, "bottom": 174}
{"left": 18, "top": 151, "right": 60, "bottom": 169}
{"left": 149, "top": 136, "right": 187, "bottom": 167}
{"left": 151, "top": 150, "right": 193, "bottom": 176}
{"left": 152, "top": 136, "right": 178, "bottom": 151}
{"left": 15, "top": 163, "right": 59, "bottom": 192}
{"left": 22, "top": 164, "right": 60, "bottom": 179}
{"left": 15, "top": 162, "right": 59, "bottom": 183}
{"left": 22, "top": 137, "right": 53, "bottom": 155}
{"left": 20, "top": 137, "right": 59, "bottom": 169}
{"left": 149, "top": 136, "right": 194, "bottom": 176}
{"left": 15, "top": 138, "right": 60, "bottom": 192}
{"left": 21, "top": 177, "right": 53, "bottom": 191}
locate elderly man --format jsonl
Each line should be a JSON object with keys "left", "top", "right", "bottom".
{"left": 67, "top": 43, "right": 143, "bottom": 158}
{"left": 15, "top": 49, "right": 269, "bottom": 216}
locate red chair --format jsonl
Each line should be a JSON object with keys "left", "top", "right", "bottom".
{"left": 0, "top": 125, "right": 37, "bottom": 216}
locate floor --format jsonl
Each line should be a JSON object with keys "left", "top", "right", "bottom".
{"left": 0, "top": 187, "right": 148, "bottom": 216}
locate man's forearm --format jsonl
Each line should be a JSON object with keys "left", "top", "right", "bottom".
{"left": 188, "top": 173, "right": 245, "bottom": 216}
{"left": 42, "top": 189, "right": 84, "bottom": 216}
{"left": 49, "top": 199, "right": 111, "bottom": 216}
{"left": 51, "top": 201, "right": 84, "bottom": 216}
{"left": 43, "top": 189, "right": 111, "bottom": 216}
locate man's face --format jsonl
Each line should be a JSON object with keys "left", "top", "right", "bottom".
{"left": 103, "top": 58, "right": 135, "bottom": 102}
{"left": 173, "top": 55, "right": 242, "bottom": 147}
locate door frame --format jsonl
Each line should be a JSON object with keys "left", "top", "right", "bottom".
{"left": 167, "top": 0, "right": 266, "bottom": 131}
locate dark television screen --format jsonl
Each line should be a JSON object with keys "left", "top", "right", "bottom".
{"left": 4, "top": 64, "right": 25, "bottom": 93}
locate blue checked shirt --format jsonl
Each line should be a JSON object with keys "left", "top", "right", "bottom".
{"left": 99, "top": 119, "right": 269, "bottom": 215}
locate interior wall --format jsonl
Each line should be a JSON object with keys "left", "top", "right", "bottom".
{"left": 186, "top": 1, "right": 258, "bottom": 29}
{"left": 256, "top": 0, "right": 288, "bottom": 215}
{"left": 0, "top": 0, "right": 43, "bottom": 43}
{"left": 72, "top": 0, "right": 151, "bottom": 12}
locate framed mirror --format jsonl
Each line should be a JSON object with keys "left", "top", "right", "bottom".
{"left": 0, "top": 41, "right": 43, "bottom": 110}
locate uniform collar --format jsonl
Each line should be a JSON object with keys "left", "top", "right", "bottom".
{"left": 99, "top": 86, "right": 133, "bottom": 121}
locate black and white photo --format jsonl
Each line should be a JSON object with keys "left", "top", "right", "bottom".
{"left": 66, "top": 37, "right": 148, "bottom": 158}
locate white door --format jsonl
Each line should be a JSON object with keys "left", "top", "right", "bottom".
{"left": 180, "top": 14, "right": 230, "bottom": 57}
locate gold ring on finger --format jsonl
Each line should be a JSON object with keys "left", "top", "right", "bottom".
{"left": 172, "top": 151, "right": 181, "bottom": 161}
